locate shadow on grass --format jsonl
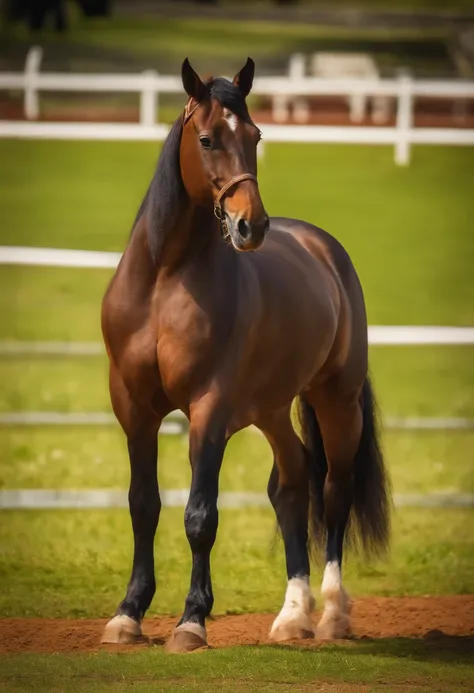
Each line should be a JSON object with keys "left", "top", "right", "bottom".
{"left": 270, "top": 632, "right": 474, "bottom": 664}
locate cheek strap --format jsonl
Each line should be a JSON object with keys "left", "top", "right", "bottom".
{"left": 183, "top": 99, "right": 200, "bottom": 124}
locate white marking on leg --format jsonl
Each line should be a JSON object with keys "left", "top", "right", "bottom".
{"left": 270, "top": 576, "right": 315, "bottom": 637}
{"left": 321, "top": 560, "right": 342, "bottom": 600}
{"left": 223, "top": 108, "right": 238, "bottom": 132}
{"left": 317, "top": 561, "right": 351, "bottom": 639}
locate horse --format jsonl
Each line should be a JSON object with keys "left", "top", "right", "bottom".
{"left": 100, "top": 57, "right": 391, "bottom": 653}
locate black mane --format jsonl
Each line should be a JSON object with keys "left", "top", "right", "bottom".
{"left": 132, "top": 115, "right": 186, "bottom": 263}
{"left": 206, "top": 77, "right": 253, "bottom": 123}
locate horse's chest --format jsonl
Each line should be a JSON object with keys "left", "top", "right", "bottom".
{"left": 156, "top": 302, "right": 219, "bottom": 402}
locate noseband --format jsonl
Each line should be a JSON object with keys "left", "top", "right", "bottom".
{"left": 183, "top": 101, "right": 259, "bottom": 238}
{"left": 213, "top": 173, "right": 258, "bottom": 222}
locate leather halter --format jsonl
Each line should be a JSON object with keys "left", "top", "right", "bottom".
{"left": 212, "top": 173, "right": 258, "bottom": 221}
{"left": 182, "top": 100, "right": 259, "bottom": 228}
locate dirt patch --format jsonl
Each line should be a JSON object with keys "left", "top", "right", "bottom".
{"left": 0, "top": 596, "right": 473, "bottom": 654}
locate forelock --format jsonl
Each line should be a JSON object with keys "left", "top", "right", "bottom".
{"left": 205, "top": 77, "right": 251, "bottom": 123}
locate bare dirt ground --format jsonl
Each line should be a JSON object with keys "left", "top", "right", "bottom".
{"left": 0, "top": 596, "right": 473, "bottom": 654}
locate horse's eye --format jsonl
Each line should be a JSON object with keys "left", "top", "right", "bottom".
{"left": 199, "top": 136, "right": 212, "bottom": 150}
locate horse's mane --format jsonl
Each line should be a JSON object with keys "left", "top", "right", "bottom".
{"left": 144, "top": 116, "right": 186, "bottom": 262}
{"left": 132, "top": 76, "right": 251, "bottom": 262}
{"left": 207, "top": 77, "right": 252, "bottom": 123}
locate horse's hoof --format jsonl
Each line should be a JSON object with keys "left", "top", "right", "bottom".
{"left": 270, "top": 616, "right": 314, "bottom": 643}
{"left": 101, "top": 614, "right": 143, "bottom": 644}
{"left": 316, "top": 611, "right": 351, "bottom": 640}
{"left": 166, "top": 623, "right": 208, "bottom": 653}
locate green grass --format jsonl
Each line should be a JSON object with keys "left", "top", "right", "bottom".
{"left": 0, "top": 508, "right": 472, "bottom": 619}
{"left": 1, "top": 6, "right": 459, "bottom": 124}
{"left": 1, "top": 141, "right": 474, "bottom": 327}
{"left": 1, "top": 424, "right": 474, "bottom": 495}
{"left": 0, "top": 121, "right": 473, "bottom": 693}
{"left": 0, "top": 10, "right": 457, "bottom": 73}
{"left": 0, "top": 267, "right": 110, "bottom": 342}
{"left": 1, "top": 141, "right": 473, "bottom": 508}
{"left": 2, "top": 637, "right": 473, "bottom": 693}
{"left": 1, "top": 638, "right": 473, "bottom": 693}
{"left": 1, "top": 346, "right": 473, "bottom": 416}
{"left": 0, "top": 347, "right": 473, "bottom": 497}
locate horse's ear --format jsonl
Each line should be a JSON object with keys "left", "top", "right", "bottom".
{"left": 181, "top": 58, "right": 205, "bottom": 100}
{"left": 232, "top": 57, "right": 255, "bottom": 97}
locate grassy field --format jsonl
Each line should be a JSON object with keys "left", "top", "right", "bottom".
{"left": 1, "top": 2, "right": 463, "bottom": 130}
{"left": 2, "top": 425, "right": 474, "bottom": 495}
{"left": 1, "top": 141, "right": 473, "bottom": 326}
{"left": 0, "top": 139, "right": 473, "bottom": 689}
{"left": 1, "top": 346, "right": 474, "bottom": 416}
{"left": 1, "top": 507, "right": 473, "bottom": 619}
{"left": 1, "top": 7, "right": 460, "bottom": 76}
{"left": 1, "top": 639, "right": 472, "bottom": 693}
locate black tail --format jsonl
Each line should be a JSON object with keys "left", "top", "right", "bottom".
{"left": 298, "top": 376, "right": 392, "bottom": 560}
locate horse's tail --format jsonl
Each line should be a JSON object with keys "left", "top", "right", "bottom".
{"left": 297, "top": 376, "right": 391, "bottom": 560}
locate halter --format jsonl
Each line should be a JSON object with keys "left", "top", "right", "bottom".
{"left": 213, "top": 173, "right": 258, "bottom": 222}
{"left": 183, "top": 101, "right": 259, "bottom": 236}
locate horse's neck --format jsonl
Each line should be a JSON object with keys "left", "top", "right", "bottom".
{"left": 121, "top": 217, "right": 158, "bottom": 293}
{"left": 157, "top": 204, "right": 220, "bottom": 274}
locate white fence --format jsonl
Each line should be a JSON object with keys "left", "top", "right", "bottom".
{"left": 1, "top": 243, "right": 473, "bottom": 433}
{"left": 1, "top": 244, "right": 473, "bottom": 508}
{"left": 2, "top": 244, "right": 474, "bottom": 350}
{"left": 1, "top": 47, "right": 474, "bottom": 164}
{"left": 1, "top": 489, "right": 473, "bottom": 510}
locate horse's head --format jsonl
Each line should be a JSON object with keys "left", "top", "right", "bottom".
{"left": 180, "top": 58, "right": 269, "bottom": 252}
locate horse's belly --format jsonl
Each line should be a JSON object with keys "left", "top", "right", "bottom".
{"left": 243, "top": 295, "right": 338, "bottom": 414}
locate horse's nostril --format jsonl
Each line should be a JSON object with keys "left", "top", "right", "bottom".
{"left": 238, "top": 218, "right": 251, "bottom": 240}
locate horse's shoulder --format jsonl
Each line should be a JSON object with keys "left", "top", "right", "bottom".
{"left": 269, "top": 216, "right": 354, "bottom": 285}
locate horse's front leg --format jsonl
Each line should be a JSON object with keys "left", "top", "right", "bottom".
{"left": 102, "top": 367, "right": 169, "bottom": 644}
{"left": 101, "top": 422, "right": 161, "bottom": 644}
{"left": 167, "top": 402, "right": 227, "bottom": 653}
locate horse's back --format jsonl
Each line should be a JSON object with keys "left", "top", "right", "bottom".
{"left": 268, "top": 216, "right": 368, "bottom": 387}
{"left": 269, "top": 217, "right": 357, "bottom": 289}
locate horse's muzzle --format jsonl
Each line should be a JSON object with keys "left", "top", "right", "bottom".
{"left": 226, "top": 213, "right": 270, "bottom": 251}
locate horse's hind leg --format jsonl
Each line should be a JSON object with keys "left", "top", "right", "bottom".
{"left": 306, "top": 384, "right": 362, "bottom": 639}
{"left": 259, "top": 408, "right": 315, "bottom": 642}
{"left": 102, "top": 366, "right": 171, "bottom": 644}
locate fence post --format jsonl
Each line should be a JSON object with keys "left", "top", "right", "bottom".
{"left": 272, "top": 52, "right": 306, "bottom": 123}
{"left": 395, "top": 71, "right": 413, "bottom": 166}
{"left": 24, "top": 46, "right": 43, "bottom": 120}
{"left": 289, "top": 53, "right": 309, "bottom": 123}
{"left": 140, "top": 69, "right": 158, "bottom": 127}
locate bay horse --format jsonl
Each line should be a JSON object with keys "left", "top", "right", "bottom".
{"left": 101, "top": 57, "right": 391, "bottom": 653}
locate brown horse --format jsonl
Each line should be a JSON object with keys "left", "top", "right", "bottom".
{"left": 101, "top": 58, "right": 391, "bottom": 653}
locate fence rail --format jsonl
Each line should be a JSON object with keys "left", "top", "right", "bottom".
{"left": 1, "top": 239, "right": 473, "bottom": 493}
{"left": 1, "top": 47, "right": 474, "bottom": 164}
{"left": 0, "top": 411, "right": 472, "bottom": 432}
{"left": 1, "top": 488, "right": 473, "bottom": 509}
{"left": 2, "top": 245, "right": 474, "bottom": 346}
